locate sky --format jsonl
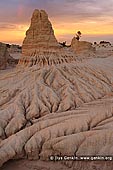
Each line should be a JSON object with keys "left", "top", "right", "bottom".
{"left": 0, "top": 0, "right": 113, "bottom": 45}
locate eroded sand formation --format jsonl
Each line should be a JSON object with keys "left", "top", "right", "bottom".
{"left": 0, "top": 42, "right": 18, "bottom": 70}
{"left": 0, "top": 9, "right": 113, "bottom": 170}
{"left": 71, "top": 37, "right": 96, "bottom": 57}
{"left": 18, "top": 9, "right": 75, "bottom": 67}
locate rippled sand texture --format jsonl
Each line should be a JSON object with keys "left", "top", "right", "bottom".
{"left": 1, "top": 56, "right": 113, "bottom": 169}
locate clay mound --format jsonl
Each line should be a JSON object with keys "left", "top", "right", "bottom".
{"left": 71, "top": 37, "right": 95, "bottom": 57}
{"left": 0, "top": 43, "right": 10, "bottom": 69}
{"left": 0, "top": 42, "right": 18, "bottom": 69}
{"left": 22, "top": 9, "right": 58, "bottom": 52}
{"left": 18, "top": 9, "right": 75, "bottom": 67}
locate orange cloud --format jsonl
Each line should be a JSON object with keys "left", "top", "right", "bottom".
{"left": 53, "top": 19, "right": 113, "bottom": 36}
{"left": 0, "top": 16, "right": 113, "bottom": 45}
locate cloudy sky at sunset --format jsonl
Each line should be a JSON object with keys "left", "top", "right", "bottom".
{"left": 0, "top": 0, "right": 113, "bottom": 45}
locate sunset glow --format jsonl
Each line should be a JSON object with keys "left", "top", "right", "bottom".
{"left": 0, "top": 0, "right": 113, "bottom": 45}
